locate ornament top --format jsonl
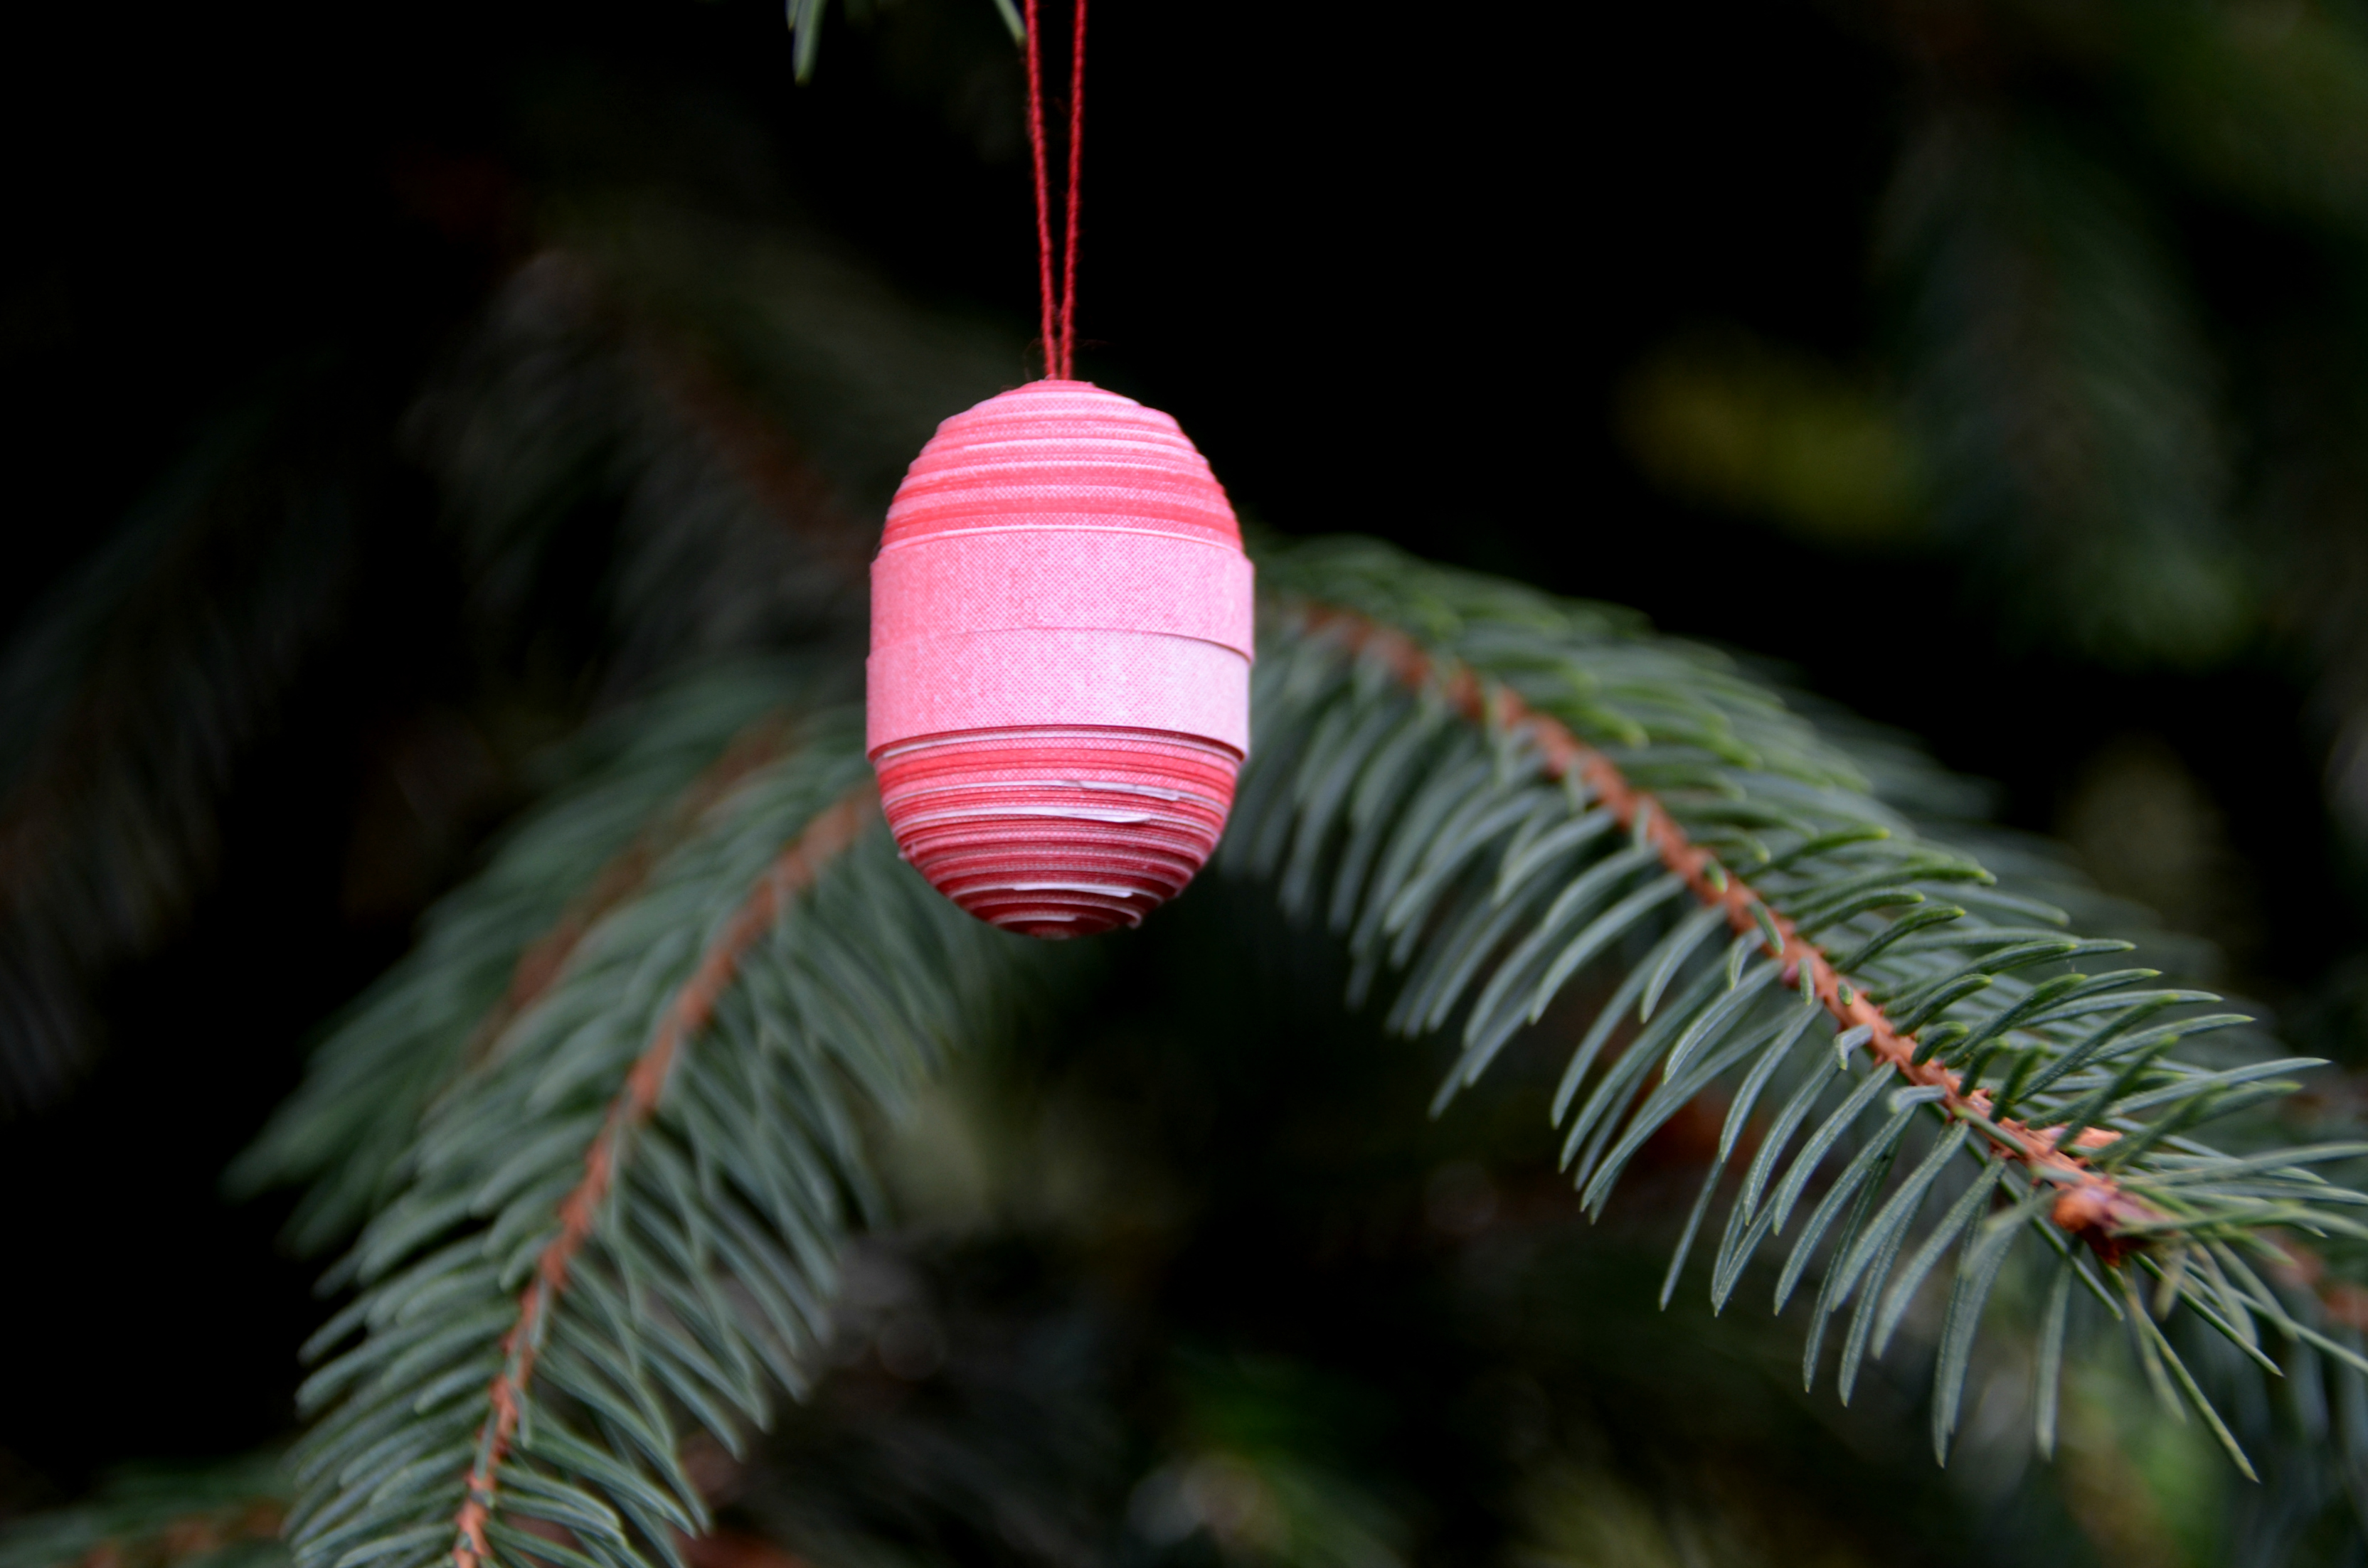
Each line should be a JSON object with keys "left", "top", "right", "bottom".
{"left": 881, "top": 380, "right": 1239, "bottom": 550}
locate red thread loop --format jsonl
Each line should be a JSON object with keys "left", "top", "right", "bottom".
{"left": 1021, "top": 0, "right": 1086, "bottom": 380}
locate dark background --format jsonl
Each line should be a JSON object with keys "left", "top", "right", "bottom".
{"left": 0, "top": 0, "right": 2350, "bottom": 1522}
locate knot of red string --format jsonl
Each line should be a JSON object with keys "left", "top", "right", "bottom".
{"left": 1022, "top": 0, "right": 1086, "bottom": 380}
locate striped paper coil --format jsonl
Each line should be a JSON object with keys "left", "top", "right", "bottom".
{"left": 868, "top": 380, "right": 1254, "bottom": 938}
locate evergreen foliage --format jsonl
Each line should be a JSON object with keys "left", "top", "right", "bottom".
{"left": 231, "top": 664, "right": 851, "bottom": 1250}
{"left": 270, "top": 706, "right": 1044, "bottom": 1568}
{"left": 11, "top": 1, "right": 2368, "bottom": 1563}
{"left": 175, "top": 536, "right": 2368, "bottom": 1568}
{"left": 1241, "top": 543, "right": 2356, "bottom": 1469}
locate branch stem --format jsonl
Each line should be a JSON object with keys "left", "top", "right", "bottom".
{"left": 1297, "top": 603, "right": 2157, "bottom": 1258}
{"left": 450, "top": 784, "right": 878, "bottom": 1568}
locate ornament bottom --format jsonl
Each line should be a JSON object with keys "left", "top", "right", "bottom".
{"left": 872, "top": 725, "right": 1240, "bottom": 938}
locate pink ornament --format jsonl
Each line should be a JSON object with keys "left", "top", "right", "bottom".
{"left": 868, "top": 379, "right": 1255, "bottom": 938}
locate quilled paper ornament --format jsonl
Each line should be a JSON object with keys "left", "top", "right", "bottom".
{"left": 867, "top": 381, "right": 1253, "bottom": 937}
{"left": 864, "top": 0, "right": 1253, "bottom": 938}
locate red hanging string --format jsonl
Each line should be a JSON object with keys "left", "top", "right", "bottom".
{"left": 1059, "top": 0, "right": 1086, "bottom": 380}
{"left": 1021, "top": 0, "right": 1085, "bottom": 380}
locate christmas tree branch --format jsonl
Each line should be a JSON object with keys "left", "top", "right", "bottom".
{"left": 1297, "top": 603, "right": 2155, "bottom": 1259}
{"left": 452, "top": 786, "right": 874, "bottom": 1568}
{"left": 279, "top": 709, "right": 1042, "bottom": 1568}
{"left": 233, "top": 666, "right": 834, "bottom": 1252}
{"left": 1237, "top": 536, "right": 2360, "bottom": 1469}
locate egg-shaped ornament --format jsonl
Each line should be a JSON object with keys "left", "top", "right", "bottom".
{"left": 866, "top": 380, "right": 1255, "bottom": 938}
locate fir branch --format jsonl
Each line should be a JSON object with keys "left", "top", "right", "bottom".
{"left": 1287, "top": 598, "right": 2154, "bottom": 1255}
{"left": 280, "top": 708, "right": 1044, "bottom": 1568}
{"left": 1238, "top": 536, "right": 2367, "bottom": 1457}
{"left": 232, "top": 663, "right": 835, "bottom": 1252}
{"left": 450, "top": 786, "right": 871, "bottom": 1568}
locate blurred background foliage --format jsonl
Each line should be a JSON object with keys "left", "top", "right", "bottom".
{"left": 7, "top": 0, "right": 2368, "bottom": 1562}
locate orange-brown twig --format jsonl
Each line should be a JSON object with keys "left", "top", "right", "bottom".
{"left": 450, "top": 784, "right": 877, "bottom": 1568}
{"left": 1302, "top": 606, "right": 2156, "bottom": 1258}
